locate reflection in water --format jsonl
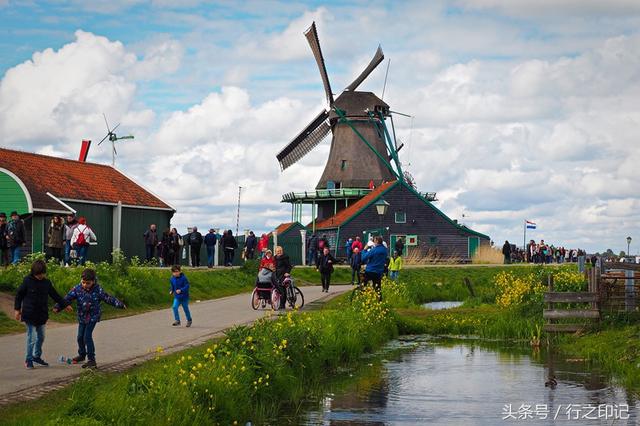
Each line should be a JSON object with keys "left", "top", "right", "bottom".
{"left": 291, "top": 337, "right": 638, "bottom": 425}
{"left": 422, "top": 301, "right": 464, "bottom": 310}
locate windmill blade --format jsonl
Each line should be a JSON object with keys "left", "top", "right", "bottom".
{"left": 117, "top": 135, "right": 134, "bottom": 140}
{"left": 276, "top": 109, "right": 331, "bottom": 170}
{"left": 304, "top": 22, "right": 334, "bottom": 105}
{"left": 97, "top": 133, "right": 110, "bottom": 145}
{"left": 345, "top": 45, "right": 384, "bottom": 92}
{"left": 110, "top": 123, "right": 121, "bottom": 133}
{"left": 113, "top": 144, "right": 117, "bottom": 156}
{"left": 103, "top": 113, "right": 111, "bottom": 133}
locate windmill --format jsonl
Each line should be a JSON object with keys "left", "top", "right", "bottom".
{"left": 277, "top": 22, "right": 404, "bottom": 221}
{"left": 97, "top": 113, "right": 134, "bottom": 167}
{"left": 276, "top": 22, "right": 404, "bottom": 191}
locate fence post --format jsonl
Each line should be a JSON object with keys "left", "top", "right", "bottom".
{"left": 273, "top": 231, "right": 278, "bottom": 253}
{"left": 300, "top": 229, "right": 307, "bottom": 266}
{"left": 625, "top": 269, "right": 635, "bottom": 312}
{"left": 213, "top": 229, "right": 219, "bottom": 267}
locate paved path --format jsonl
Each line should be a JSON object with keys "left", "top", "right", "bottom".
{"left": 0, "top": 285, "right": 351, "bottom": 403}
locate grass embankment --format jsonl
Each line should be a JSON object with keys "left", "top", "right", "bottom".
{"left": 1, "top": 286, "right": 396, "bottom": 425}
{"left": 0, "top": 258, "right": 259, "bottom": 333}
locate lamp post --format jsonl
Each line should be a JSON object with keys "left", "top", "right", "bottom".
{"left": 374, "top": 199, "right": 390, "bottom": 243}
{"left": 627, "top": 236, "right": 632, "bottom": 257}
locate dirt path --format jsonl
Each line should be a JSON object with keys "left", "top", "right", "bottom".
{"left": 0, "top": 292, "right": 66, "bottom": 328}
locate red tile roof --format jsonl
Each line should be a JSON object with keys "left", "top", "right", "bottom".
{"left": 0, "top": 148, "right": 173, "bottom": 212}
{"left": 274, "top": 222, "right": 295, "bottom": 235}
{"left": 314, "top": 180, "right": 398, "bottom": 229}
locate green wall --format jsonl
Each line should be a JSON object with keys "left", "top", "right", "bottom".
{"left": 66, "top": 202, "right": 114, "bottom": 263}
{"left": 120, "top": 207, "right": 172, "bottom": 260}
{"left": 0, "top": 170, "right": 29, "bottom": 215}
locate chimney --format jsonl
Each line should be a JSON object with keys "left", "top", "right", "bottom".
{"left": 78, "top": 140, "right": 91, "bottom": 162}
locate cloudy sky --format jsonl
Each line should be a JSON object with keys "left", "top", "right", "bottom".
{"left": 1, "top": 0, "right": 639, "bottom": 253}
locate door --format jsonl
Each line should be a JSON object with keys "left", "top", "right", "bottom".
{"left": 390, "top": 234, "right": 408, "bottom": 256}
{"left": 468, "top": 236, "right": 480, "bottom": 259}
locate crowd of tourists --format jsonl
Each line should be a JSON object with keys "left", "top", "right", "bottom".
{"left": 0, "top": 212, "right": 96, "bottom": 267}
{"left": 501, "top": 239, "right": 587, "bottom": 265}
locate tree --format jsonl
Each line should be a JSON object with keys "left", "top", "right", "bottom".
{"left": 619, "top": 251, "right": 626, "bottom": 258}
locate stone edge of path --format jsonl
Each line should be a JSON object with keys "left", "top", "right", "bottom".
{"left": 0, "top": 290, "right": 343, "bottom": 408}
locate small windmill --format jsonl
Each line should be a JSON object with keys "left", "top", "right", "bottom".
{"left": 98, "top": 113, "right": 134, "bottom": 167}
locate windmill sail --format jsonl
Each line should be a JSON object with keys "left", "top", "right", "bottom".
{"left": 345, "top": 46, "right": 384, "bottom": 92}
{"left": 304, "top": 22, "right": 334, "bottom": 105}
{"left": 277, "top": 110, "right": 331, "bottom": 170}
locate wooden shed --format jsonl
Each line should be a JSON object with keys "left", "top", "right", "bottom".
{"left": 0, "top": 148, "right": 175, "bottom": 262}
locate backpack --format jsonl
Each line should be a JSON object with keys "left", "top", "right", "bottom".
{"left": 76, "top": 226, "right": 88, "bottom": 246}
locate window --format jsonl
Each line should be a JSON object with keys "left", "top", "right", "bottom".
{"left": 341, "top": 160, "right": 347, "bottom": 170}
{"left": 429, "top": 236, "right": 438, "bottom": 245}
{"left": 395, "top": 211, "right": 406, "bottom": 223}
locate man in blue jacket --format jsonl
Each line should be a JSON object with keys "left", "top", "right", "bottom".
{"left": 360, "top": 236, "right": 388, "bottom": 299}
{"left": 204, "top": 229, "right": 218, "bottom": 268}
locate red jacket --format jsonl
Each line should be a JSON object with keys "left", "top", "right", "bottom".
{"left": 260, "top": 256, "right": 275, "bottom": 271}
{"left": 257, "top": 235, "right": 269, "bottom": 252}
{"left": 351, "top": 240, "right": 363, "bottom": 252}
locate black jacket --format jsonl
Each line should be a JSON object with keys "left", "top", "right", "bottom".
{"left": 189, "top": 231, "right": 203, "bottom": 247}
{"left": 318, "top": 253, "right": 336, "bottom": 274}
{"left": 14, "top": 275, "right": 65, "bottom": 326}
{"left": 502, "top": 243, "right": 512, "bottom": 256}
{"left": 222, "top": 234, "right": 238, "bottom": 250}
{"left": 275, "top": 254, "right": 292, "bottom": 281}
{"left": 7, "top": 219, "right": 26, "bottom": 246}
{"left": 0, "top": 223, "right": 7, "bottom": 249}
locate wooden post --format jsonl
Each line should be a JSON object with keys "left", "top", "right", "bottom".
{"left": 547, "top": 274, "right": 554, "bottom": 327}
{"left": 625, "top": 269, "right": 635, "bottom": 312}
{"left": 463, "top": 277, "right": 475, "bottom": 297}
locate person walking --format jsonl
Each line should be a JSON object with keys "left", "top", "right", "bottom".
{"left": 0, "top": 213, "right": 10, "bottom": 267}
{"left": 158, "top": 228, "right": 171, "bottom": 267}
{"left": 14, "top": 260, "right": 72, "bottom": 369}
{"left": 274, "top": 246, "right": 292, "bottom": 309}
{"left": 46, "top": 216, "right": 64, "bottom": 264}
{"left": 350, "top": 246, "right": 362, "bottom": 285}
{"left": 307, "top": 233, "right": 318, "bottom": 266}
{"left": 7, "top": 211, "right": 26, "bottom": 265}
{"left": 502, "top": 240, "right": 512, "bottom": 264}
{"left": 71, "top": 217, "right": 96, "bottom": 266}
{"left": 204, "top": 229, "right": 218, "bottom": 268}
{"left": 388, "top": 250, "right": 403, "bottom": 281}
{"left": 53, "top": 268, "right": 126, "bottom": 369}
{"left": 257, "top": 233, "right": 269, "bottom": 259}
{"left": 169, "top": 265, "right": 192, "bottom": 327}
{"left": 361, "top": 236, "right": 388, "bottom": 299}
{"left": 187, "top": 226, "right": 203, "bottom": 267}
{"left": 169, "top": 228, "right": 182, "bottom": 266}
{"left": 244, "top": 231, "right": 257, "bottom": 260}
{"left": 345, "top": 237, "right": 353, "bottom": 262}
{"left": 143, "top": 224, "right": 158, "bottom": 263}
{"left": 222, "top": 229, "right": 238, "bottom": 266}
{"left": 63, "top": 214, "right": 78, "bottom": 266}
{"left": 317, "top": 247, "right": 336, "bottom": 293}
{"left": 394, "top": 237, "right": 405, "bottom": 257}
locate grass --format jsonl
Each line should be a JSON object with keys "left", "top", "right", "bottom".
{"left": 0, "top": 286, "right": 396, "bottom": 425}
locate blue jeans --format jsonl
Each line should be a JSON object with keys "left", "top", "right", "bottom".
{"left": 77, "top": 245, "right": 88, "bottom": 265}
{"left": 64, "top": 240, "right": 71, "bottom": 265}
{"left": 389, "top": 270, "right": 399, "bottom": 281}
{"left": 145, "top": 244, "right": 155, "bottom": 262}
{"left": 172, "top": 298, "right": 192, "bottom": 322}
{"left": 11, "top": 246, "right": 21, "bottom": 265}
{"left": 25, "top": 323, "right": 45, "bottom": 361}
{"left": 77, "top": 321, "right": 97, "bottom": 361}
{"left": 307, "top": 249, "right": 317, "bottom": 266}
{"left": 206, "top": 245, "right": 215, "bottom": 267}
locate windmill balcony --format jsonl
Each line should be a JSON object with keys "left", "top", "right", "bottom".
{"left": 281, "top": 188, "right": 372, "bottom": 203}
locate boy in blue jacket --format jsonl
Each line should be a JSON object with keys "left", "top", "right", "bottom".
{"left": 170, "top": 265, "right": 192, "bottom": 327}
{"left": 54, "top": 268, "right": 126, "bottom": 369}
{"left": 360, "top": 236, "right": 389, "bottom": 299}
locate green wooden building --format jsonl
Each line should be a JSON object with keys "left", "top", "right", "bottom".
{"left": 0, "top": 148, "right": 175, "bottom": 262}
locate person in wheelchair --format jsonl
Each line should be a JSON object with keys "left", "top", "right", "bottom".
{"left": 256, "top": 250, "right": 276, "bottom": 302}
{"left": 274, "top": 246, "right": 292, "bottom": 309}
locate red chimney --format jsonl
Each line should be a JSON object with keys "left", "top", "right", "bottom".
{"left": 79, "top": 140, "right": 91, "bottom": 162}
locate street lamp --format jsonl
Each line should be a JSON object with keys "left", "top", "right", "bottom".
{"left": 374, "top": 198, "right": 390, "bottom": 216}
{"left": 627, "top": 236, "right": 632, "bottom": 256}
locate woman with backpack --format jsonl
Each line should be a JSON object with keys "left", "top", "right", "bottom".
{"left": 71, "top": 217, "right": 96, "bottom": 266}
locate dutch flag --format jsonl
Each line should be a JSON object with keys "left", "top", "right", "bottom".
{"left": 526, "top": 220, "right": 536, "bottom": 229}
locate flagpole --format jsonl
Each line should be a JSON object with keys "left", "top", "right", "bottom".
{"left": 523, "top": 220, "right": 526, "bottom": 251}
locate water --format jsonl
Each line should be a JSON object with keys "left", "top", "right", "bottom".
{"left": 422, "top": 301, "right": 464, "bottom": 310}
{"left": 288, "top": 337, "right": 638, "bottom": 425}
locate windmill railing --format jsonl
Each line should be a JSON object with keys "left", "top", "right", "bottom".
{"left": 282, "top": 188, "right": 372, "bottom": 202}
{"left": 420, "top": 192, "right": 438, "bottom": 201}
